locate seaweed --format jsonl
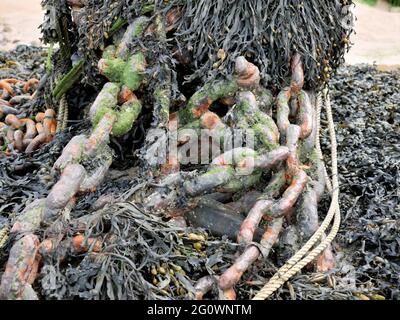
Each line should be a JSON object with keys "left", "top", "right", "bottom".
{"left": 1, "top": 1, "right": 398, "bottom": 302}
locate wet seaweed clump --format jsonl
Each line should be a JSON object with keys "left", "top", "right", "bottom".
{"left": 38, "top": 202, "right": 240, "bottom": 300}
{"left": 325, "top": 65, "right": 399, "bottom": 300}
{"left": 40, "top": 0, "right": 354, "bottom": 90}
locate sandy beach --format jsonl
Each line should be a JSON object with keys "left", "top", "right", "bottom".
{"left": 0, "top": 0, "right": 399, "bottom": 66}
{"left": 346, "top": 0, "right": 400, "bottom": 67}
{"left": 0, "top": 0, "right": 43, "bottom": 50}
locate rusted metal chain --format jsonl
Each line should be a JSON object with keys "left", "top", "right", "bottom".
{"left": 218, "top": 54, "right": 312, "bottom": 292}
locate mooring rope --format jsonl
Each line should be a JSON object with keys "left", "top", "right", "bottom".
{"left": 315, "top": 91, "right": 333, "bottom": 193}
{"left": 253, "top": 89, "right": 341, "bottom": 300}
{"left": 57, "top": 94, "right": 68, "bottom": 132}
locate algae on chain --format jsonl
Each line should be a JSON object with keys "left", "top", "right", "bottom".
{"left": 100, "top": 52, "right": 146, "bottom": 91}
{"left": 12, "top": 200, "right": 46, "bottom": 234}
{"left": 100, "top": 16, "right": 149, "bottom": 90}
{"left": 251, "top": 122, "right": 279, "bottom": 152}
{"left": 112, "top": 99, "right": 142, "bottom": 137}
{"left": 208, "top": 81, "right": 239, "bottom": 101}
{"left": 104, "top": 58, "right": 127, "bottom": 80}
{"left": 179, "top": 80, "right": 239, "bottom": 125}
{"left": 193, "top": 147, "right": 261, "bottom": 193}
{"left": 46, "top": 44, "right": 54, "bottom": 73}
{"left": 203, "top": 165, "right": 234, "bottom": 177}
{"left": 103, "top": 45, "right": 117, "bottom": 60}
{"left": 91, "top": 82, "right": 120, "bottom": 127}
{"left": 123, "top": 52, "right": 146, "bottom": 91}
{"left": 300, "top": 148, "right": 320, "bottom": 181}
{"left": 115, "top": 16, "right": 150, "bottom": 59}
{"left": 234, "top": 95, "right": 279, "bottom": 152}
{"left": 262, "top": 170, "right": 287, "bottom": 199}
{"left": 255, "top": 88, "right": 274, "bottom": 114}
{"left": 90, "top": 82, "right": 142, "bottom": 137}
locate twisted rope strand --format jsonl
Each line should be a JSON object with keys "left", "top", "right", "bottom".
{"left": 0, "top": 227, "right": 9, "bottom": 250}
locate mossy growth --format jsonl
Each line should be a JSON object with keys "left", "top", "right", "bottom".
{"left": 91, "top": 82, "right": 120, "bottom": 127}
{"left": 100, "top": 16, "right": 149, "bottom": 91}
{"left": 263, "top": 170, "right": 287, "bottom": 198}
{"left": 234, "top": 96, "right": 279, "bottom": 151}
{"left": 255, "top": 87, "right": 274, "bottom": 113}
{"left": 179, "top": 80, "right": 239, "bottom": 125}
{"left": 103, "top": 45, "right": 117, "bottom": 60}
{"left": 46, "top": 44, "right": 54, "bottom": 73}
{"left": 302, "top": 148, "right": 320, "bottom": 181}
{"left": 222, "top": 171, "right": 262, "bottom": 193}
{"left": 100, "top": 52, "right": 146, "bottom": 91}
{"left": 203, "top": 166, "right": 234, "bottom": 177}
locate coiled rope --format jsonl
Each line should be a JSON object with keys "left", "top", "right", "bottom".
{"left": 253, "top": 89, "right": 341, "bottom": 300}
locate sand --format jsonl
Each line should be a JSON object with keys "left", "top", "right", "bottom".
{"left": 346, "top": 0, "right": 400, "bottom": 67}
{"left": 0, "top": 0, "right": 399, "bottom": 66}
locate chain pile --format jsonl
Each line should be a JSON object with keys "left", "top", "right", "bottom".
{"left": 162, "top": 55, "right": 335, "bottom": 299}
{"left": 0, "top": 2, "right": 354, "bottom": 300}
{"left": 0, "top": 77, "right": 59, "bottom": 155}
